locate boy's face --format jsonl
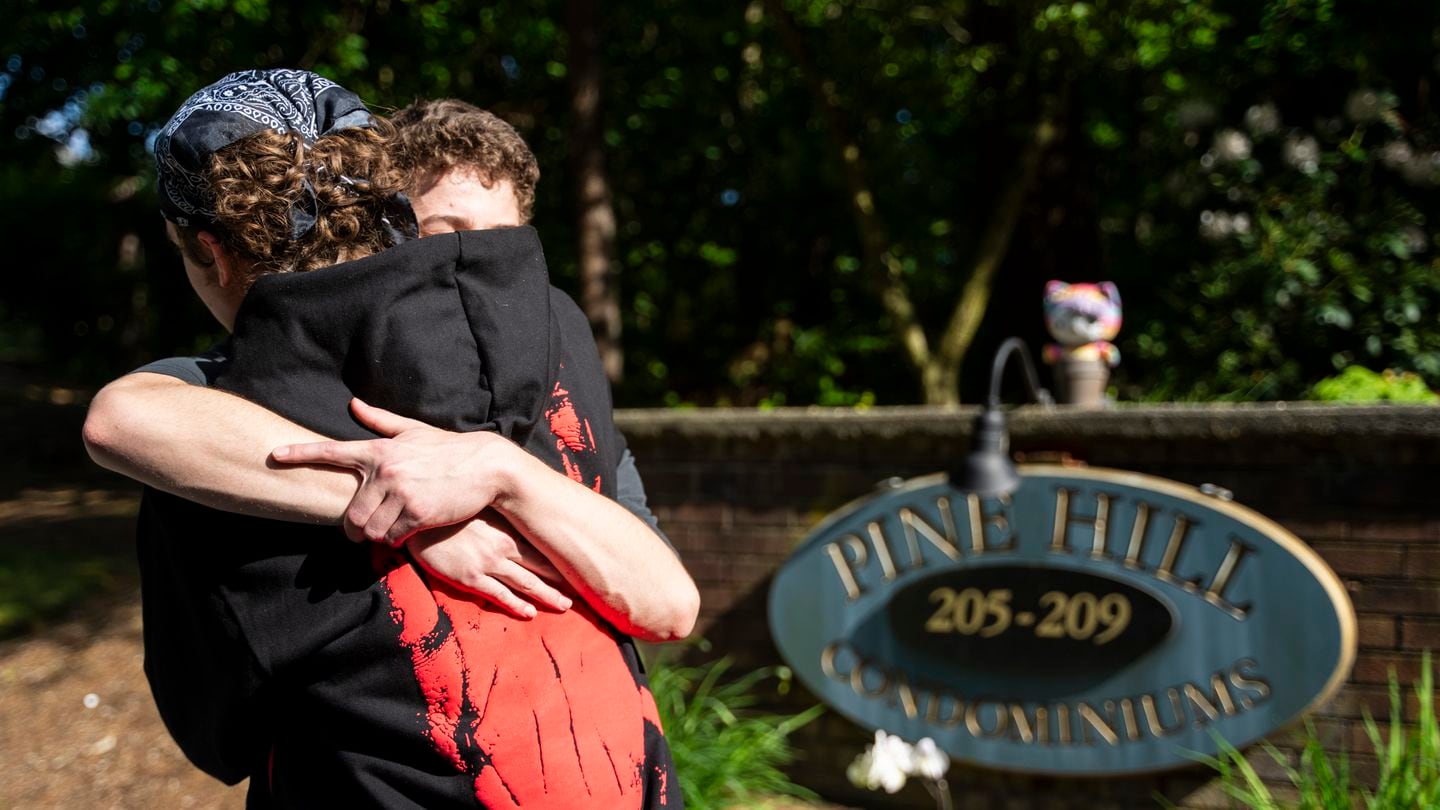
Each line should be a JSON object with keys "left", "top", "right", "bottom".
{"left": 410, "top": 166, "right": 522, "bottom": 236}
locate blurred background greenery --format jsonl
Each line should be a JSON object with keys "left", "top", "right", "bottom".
{"left": 1, "top": 0, "right": 1437, "bottom": 407}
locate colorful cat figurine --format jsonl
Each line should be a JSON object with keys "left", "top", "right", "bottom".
{"left": 1043, "top": 281, "right": 1122, "bottom": 367}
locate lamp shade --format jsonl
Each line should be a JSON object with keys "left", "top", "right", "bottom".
{"left": 950, "top": 407, "right": 1020, "bottom": 498}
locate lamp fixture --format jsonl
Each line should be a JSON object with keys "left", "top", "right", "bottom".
{"left": 949, "top": 337, "right": 1053, "bottom": 497}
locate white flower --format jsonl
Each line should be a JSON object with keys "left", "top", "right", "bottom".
{"left": 1345, "top": 88, "right": 1391, "bottom": 123}
{"left": 1177, "top": 99, "right": 1217, "bottom": 130}
{"left": 848, "top": 730, "right": 956, "bottom": 795}
{"left": 1212, "top": 129, "right": 1252, "bottom": 163}
{"left": 1400, "top": 151, "right": 1440, "bottom": 186}
{"left": 846, "top": 750, "right": 875, "bottom": 790}
{"left": 1199, "top": 209, "right": 1233, "bottom": 240}
{"left": 1283, "top": 135, "right": 1319, "bottom": 174}
{"left": 1232, "top": 213, "right": 1251, "bottom": 235}
{"left": 1380, "top": 140, "right": 1414, "bottom": 170}
{"left": 1244, "top": 103, "right": 1281, "bottom": 136}
{"left": 1401, "top": 225, "right": 1428, "bottom": 254}
{"left": 870, "top": 730, "right": 914, "bottom": 792}
{"left": 866, "top": 751, "right": 908, "bottom": 793}
{"left": 912, "top": 737, "right": 951, "bottom": 781}
{"left": 847, "top": 730, "right": 914, "bottom": 794}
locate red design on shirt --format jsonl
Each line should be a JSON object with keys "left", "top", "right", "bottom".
{"left": 545, "top": 373, "right": 604, "bottom": 493}
{"left": 376, "top": 546, "right": 665, "bottom": 808}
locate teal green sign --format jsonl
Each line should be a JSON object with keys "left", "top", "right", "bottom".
{"left": 769, "top": 465, "right": 1356, "bottom": 776}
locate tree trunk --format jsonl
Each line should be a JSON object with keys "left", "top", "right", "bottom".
{"left": 922, "top": 360, "right": 961, "bottom": 408}
{"left": 567, "top": 0, "right": 623, "bottom": 382}
{"left": 766, "top": 0, "right": 1055, "bottom": 405}
{"left": 765, "top": 0, "right": 937, "bottom": 398}
{"left": 933, "top": 115, "right": 1059, "bottom": 397}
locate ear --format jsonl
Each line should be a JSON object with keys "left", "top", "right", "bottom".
{"left": 1099, "top": 281, "right": 1121, "bottom": 307}
{"left": 1045, "top": 280, "right": 1067, "bottom": 298}
{"left": 195, "top": 231, "right": 239, "bottom": 289}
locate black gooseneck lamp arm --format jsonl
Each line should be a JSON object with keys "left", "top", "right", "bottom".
{"left": 951, "top": 338, "right": 1053, "bottom": 497}
{"left": 987, "top": 337, "right": 1054, "bottom": 411}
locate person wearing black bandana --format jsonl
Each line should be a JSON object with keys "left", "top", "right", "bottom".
{"left": 83, "top": 69, "right": 695, "bottom": 808}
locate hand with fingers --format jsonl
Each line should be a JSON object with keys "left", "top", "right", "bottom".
{"left": 270, "top": 398, "right": 529, "bottom": 545}
{"left": 407, "top": 510, "right": 571, "bottom": 619}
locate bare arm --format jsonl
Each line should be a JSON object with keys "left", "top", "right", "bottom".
{"left": 82, "top": 373, "right": 574, "bottom": 616}
{"left": 275, "top": 401, "right": 701, "bottom": 643}
{"left": 82, "top": 372, "right": 358, "bottom": 522}
{"left": 493, "top": 448, "right": 700, "bottom": 642}
{"left": 83, "top": 374, "right": 698, "bottom": 640}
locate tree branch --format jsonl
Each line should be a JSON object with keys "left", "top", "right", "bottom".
{"left": 935, "top": 114, "right": 1059, "bottom": 377}
{"left": 764, "top": 0, "right": 933, "bottom": 381}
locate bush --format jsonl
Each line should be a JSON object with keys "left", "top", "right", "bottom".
{"left": 648, "top": 653, "right": 824, "bottom": 809}
{"left": 1308, "top": 366, "right": 1439, "bottom": 403}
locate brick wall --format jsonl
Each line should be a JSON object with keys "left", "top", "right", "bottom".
{"left": 617, "top": 404, "right": 1440, "bottom": 809}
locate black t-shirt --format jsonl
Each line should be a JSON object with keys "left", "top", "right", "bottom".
{"left": 136, "top": 227, "right": 681, "bottom": 808}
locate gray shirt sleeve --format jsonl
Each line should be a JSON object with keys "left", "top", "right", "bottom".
{"left": 614, "top": 438, "right": 675, "bottom": 554}
{"left": 131, "top": 342, "right": 231, "bottom": 387}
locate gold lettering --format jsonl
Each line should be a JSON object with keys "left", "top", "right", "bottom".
{"left": 899, "top": 503, "right": 962, "bottom": 569}
{"left": 1229, "top": 658, "right": 1272, "bottom": 709}
{"left": 923, "top": 690, "right": 965, "bottom": 728}
{"left": 1078, "top": 702, "right": 1120, "bottom": 745}
{"left": 1050, "top": 489, "right": 1114, "bottom": 558}
{"left": 1057, "top": 702, "right": 1073, "bottom": 744}
{"left": 1204, "top": 537, "right": 1255, "bottom": 620}
{"left": 866, "top": 521, "right": 900, "bottom": 581}
{"left": 970, "top": 493, "right": 1017, "bottom": 553}
{"left": 1008, "top": 704, "right": 1036, "bottom": 744}
{"left": 1118, "top": 698, "right": 1142, "bottom": 742}
{"left": 1209, "top": 672, "right": 1238, "bottom": 715}
{"left": 1141, "top": 689, "right": 1187, "bottom": 738}
{"left": 964, "top": 702, "right": 1010, "bottom": 738}
{"left": 893, "top": 671, "right": 920, "bottom": 719}
{"left": 966, "top": 493, "right": 986, "bottom": 554}
{"left": 850, "top": 655, "right": 891, "bottom": 698}
{"left": 1050, "top": 488, "right": 1072, "bottom": 554}
{"left": 1183, "top": 683, "right": 1223, "bottom": 724}
{"left": 825, "top": 535, "right": 868, "bottom": 601}
{"left": 820, "top": 641, "right": 854, "bottom": 683}
{"left": 1089, "top": 494, "right": 1113, "bottom": 560}
{"left": 938, "top": 497, "right": 962, "bottom": 555}
{"left": 1124, "top": 502, "right": 1152, "bottom": 570}
{"left": 1032, "top": 706, "right": 1051, "bottom": 745}
{"left": 1155, "top": 514, "right": 1203, "bottom": 592}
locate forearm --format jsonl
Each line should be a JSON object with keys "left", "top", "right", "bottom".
{"left": 82, "top": 373, "right": 358, "bottom": 523}
{"left": 492, "top": 452, "right": 700, "bottom": 643}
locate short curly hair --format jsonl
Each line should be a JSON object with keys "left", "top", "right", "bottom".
{"left": 173, "top": 120, "right": 406, "bottom": 291}
{"left": 390, "top": 99, "right": 540, "bottom": 223}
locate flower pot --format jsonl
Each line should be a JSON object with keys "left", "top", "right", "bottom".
{"left": 1054, "top": 355, "right": 1110, "bottom": 408}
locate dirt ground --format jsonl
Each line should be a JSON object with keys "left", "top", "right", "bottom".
{"left": 0, "top": 488, "right": 246, "bottom": 809}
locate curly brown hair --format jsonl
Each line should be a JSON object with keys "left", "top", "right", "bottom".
{"left": 177, "top": 121, "right": 406, "bottom": 287}
{"left": 390, "top": 99, "right": 539, "bottom": 222}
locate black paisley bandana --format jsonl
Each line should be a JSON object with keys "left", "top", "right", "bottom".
{"left": 154, "top": 68, "right": 416, "bottom": 242}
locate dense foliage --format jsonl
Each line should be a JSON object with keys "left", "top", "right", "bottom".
{"left": 1, "top": 0, "right": 1436, "bottom": 404}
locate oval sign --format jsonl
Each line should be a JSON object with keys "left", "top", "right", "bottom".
{"left": 768, "top": 464, "right": 1356, "bottom": 776}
